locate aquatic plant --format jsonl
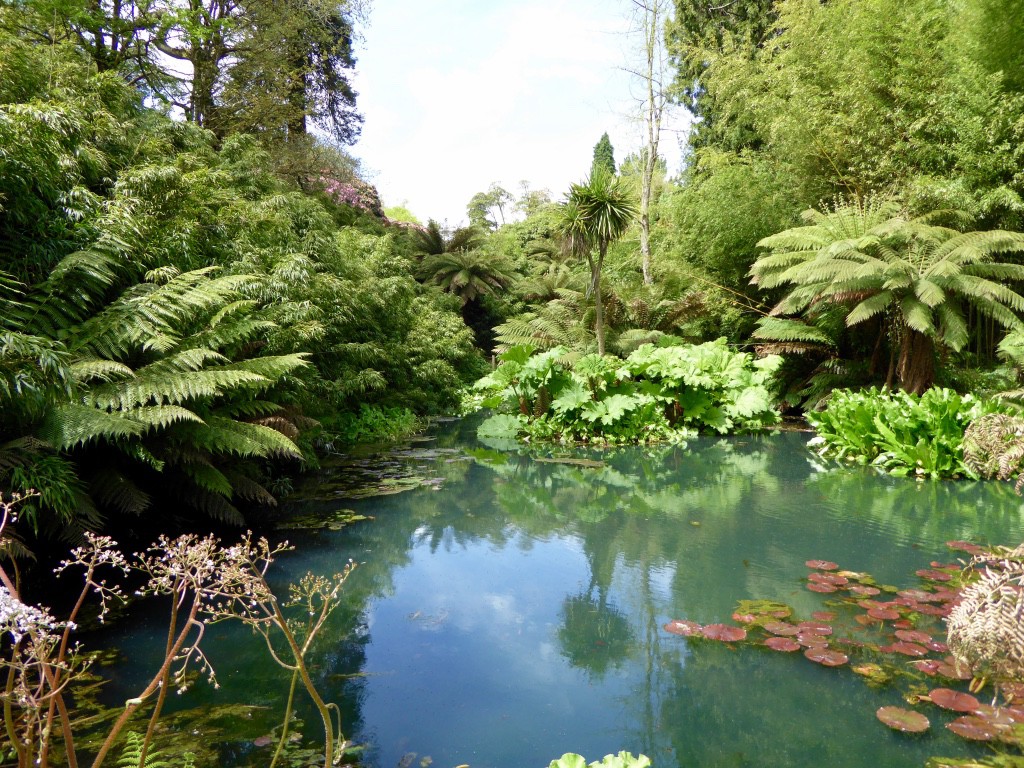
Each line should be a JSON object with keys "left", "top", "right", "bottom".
{"left": 661, "top": 540, "right": 1024, "bottom": 759}
{"left": 548, "top": 752, "right": 651, "bottom": 768}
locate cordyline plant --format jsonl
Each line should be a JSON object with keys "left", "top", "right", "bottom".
{"left": 0, "top": 492, "right": 355, "bottom": 768}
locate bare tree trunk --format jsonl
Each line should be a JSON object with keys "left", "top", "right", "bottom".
{"left": 595, "top": 245, "right": 607, "bottom": 355}
{"left": 634, "top": 0, "right": 669, "bottom": 286}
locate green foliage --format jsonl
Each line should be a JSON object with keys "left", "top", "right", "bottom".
{"left": 321, "top": 405, "right": 422, "bottom": 445}
{"left": 590, "top": 132, "right": 617, "bottom": 178}
{"left": 548, "top": 753, "right": 651, "bottom": 768}
{"left": 475, "top": 339, "right": 781, "bottom": 444}
{"left": 807, "top": 387, "right": 1004, "bottom": 478}
{"left": 751, "top": 199, "right": 1024, "bottom": 394}
{"left": 117, "top": 731, "right": 195, "bottom": 768}
{"left": 0, "top": 30, "right": 484, "bottom": 533}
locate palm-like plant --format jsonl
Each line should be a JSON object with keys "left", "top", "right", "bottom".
{"left": 410, "top": 219, "right": 485, "bottom": 259}
{"left": 751, "top": 199, "right": 1024, "bottom": 393}
{"left": 418, "top": 250, "right": 514, "bottom": 306}
{"left": 559, "top": 171, "right": 637, "bottom": 355}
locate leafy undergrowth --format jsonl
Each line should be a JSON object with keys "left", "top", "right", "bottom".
{"left": 473, "top": 339, "right": 782, "bottom": 445}
{"left": 663, "top": 540, "right": 1024, "bottom": 766}
{"left": 807, "top": 388, "right": 1005, "bottom": 479}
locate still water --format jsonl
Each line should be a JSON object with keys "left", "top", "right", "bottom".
{"left": 96, "top": 423, "right": 1024, "bottom": 768}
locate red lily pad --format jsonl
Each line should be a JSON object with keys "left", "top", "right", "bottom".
{"left": 946, "top": 540, "right": 984, "bottom": 555}
{"left": 798, "top": 633, "right": 830, "bottom": 648}
{"left": 664, "top": 619, "right": 702, "bottom": 637}
{"left": 947, "top": 715, "right": 999, "bottom": 741}
{"left": 926, "top": 640, "right": 948, "bottom": 653}
{"left": 763, "top": 620, "right": 799, "bottom": 636}
{"left": 895, "top": 629, "right": 932, "bottom": 644}
{"left": 911, "top": 660, "right": 941, "bottom": 676}
{"left": 804, "top": 647, "right": 848, "bottom": 666}
{"left": 764, "top": 636, "right": 801, "bottom": 652}
{"left": 916, "top": 569, "right": 953, "bottom": 582}
{"left": 798, "top": 621, "right": 833, "bottom": 635}
{"left": 893, "top": 619, "right": 915, "bottom": 629}
{"left": 929, "top": 688, "right": 981, "bottom": 713}
{"left": 732, "top": 612, "right": 757, "bottom": 624}
{"left": 701, "top": 624, "right": 746, "bottom": 642}
{"left": 888, "top": 642, "right": 929, "bottom": 658}
{"left": 899, "top": 589, "right": 944, "bottom": 603}
{"left": 807, "top": 582, "right": 837, "bottom": 593}
{"left": 849, "top": 585, "right": 881, "bottom": 596}
{"left": 868, "top": 606, "right": 901, "bottom": 621}
{"left": 855, "top": 614, "right": 879, "bottom": 626}
{"left": 806, "top": 559, "right": 839, "bottom": 570}
{"left": 877, "top": 706, "right": 930, "bottom": 733}
{"left": 935, "top": 663, "right": 972, "bottom": 680}
{"left": 812, "top": 611, "right": 836, "bottom": 621}
{"left": 809, "top": 572, "right": 849, "bottom": 586}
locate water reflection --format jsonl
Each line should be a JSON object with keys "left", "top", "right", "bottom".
{"left": 94, "top": 424, "right": 1024, "bottom": 768}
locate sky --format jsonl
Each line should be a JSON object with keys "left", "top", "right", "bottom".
{"left": 349, "top": 0, "right": 691, "bottom": 226}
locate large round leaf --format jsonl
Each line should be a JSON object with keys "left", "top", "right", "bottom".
{"left": 877, "top": 707, "right": 929, "bottom": 733}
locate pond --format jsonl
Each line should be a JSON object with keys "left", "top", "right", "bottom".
{"left": 93, "top": 421, "right": 1024, "bottom": 768}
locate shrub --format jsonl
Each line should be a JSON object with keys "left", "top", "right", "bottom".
{"left": 473, "top": 339, "right": 782, "bottom": 445}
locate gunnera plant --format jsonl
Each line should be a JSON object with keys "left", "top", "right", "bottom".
{"left": 962, "top": 413, "right": 1024, "bottom": 493}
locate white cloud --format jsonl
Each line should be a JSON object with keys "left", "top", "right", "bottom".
{"left": 350, "top": 0, "right": 686, "bottom": 225}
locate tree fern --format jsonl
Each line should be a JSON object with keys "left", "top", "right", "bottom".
{"left": 751, "top": 198, "right": 1024, "bottom": 392}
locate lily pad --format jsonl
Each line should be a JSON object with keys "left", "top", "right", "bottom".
{"left": 664, "top": 619, "right": 702, "bottom": 637}
{"left": 867, "top": 606, "right": 901, "bottom": 621}
{"left": 809, "top": 572, "right": 849, "bottom": 586}
{"left": 807, "top": 582, "right": 837, "bottom": 593}
{"left": 812, "top": 611, "right": 837, "bottom": 621}
{"left": 701, "top": 624, "right": 746, "bottom": 642}
{"left": 877, "top": 706, "right": 930, "bottom": 733}
{"left": 849, "top": 585, "right": 881, "bottom": 596}
{"left": 763, "top": 621, "right": 800, "bottom": 636}
{"left": 946, "top": 715, "right": 999, "bottom": 741}
{"left": 929, "top": 688, "right": 981, "bottom": 713}
{"left": 916, "top": 569, "right": 953, "bottom": 582}
{"left": 806, "top": 559, "right": 839, "bottom": 570}
{"left": 895, "top": 629, "right": 932, "bottom": 644}
{"left": 764, "top": 636, "right": 801, "bottom": 652}
{"left": 797, "top": 621, "right": 833, "bottom": 635}
{"left": 886, "top": 642, "right": 929, "bottom": 658}
{"left": 804, "top": 648, "right": 848, "bottom": 666}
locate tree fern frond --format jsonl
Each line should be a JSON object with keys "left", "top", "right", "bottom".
{"left": 39, "top": 403, "right": 146, "bottom": 450}
{"left": 90, "top": 469, "right": 150, "bottom": 515}
{"left": 182, "top": 416, "right": 303, "bottom": 459}
{"left": 753, "top": 317, "right": 835, "bottom": 345}
{"left": 179, "top": 459, "right": 234, "bottom": 497}
{"left": 845, "top": 291, "right": 893, "bottom": 326}
{"left": 70, "top": 359, "right": 134, "bottom": 384}
{"left": 223, "top": 470, "right": 277, "bottom": 505}
{"left": 86, "top": 369, "right": 269, "bottom": 410}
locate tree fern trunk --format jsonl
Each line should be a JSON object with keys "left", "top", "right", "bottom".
{"left": 896, "top": 330, "right": 935, "bottom": 395}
